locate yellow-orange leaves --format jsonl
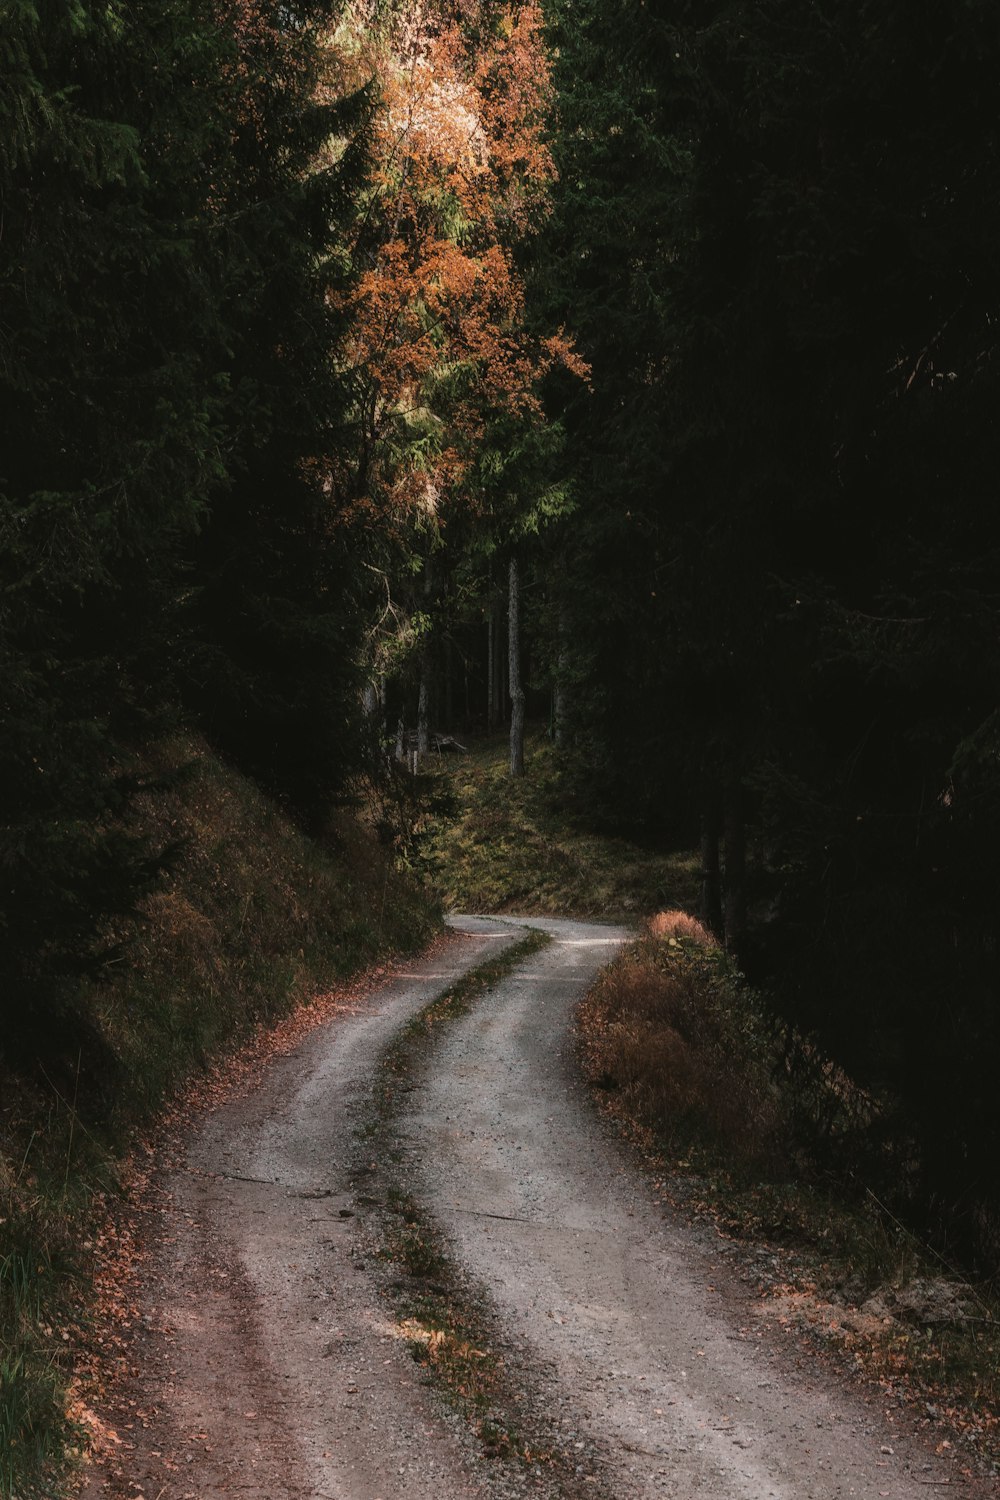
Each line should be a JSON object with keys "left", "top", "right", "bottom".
{"left": 331, "top": 0, "right": 577, "bottom": 528}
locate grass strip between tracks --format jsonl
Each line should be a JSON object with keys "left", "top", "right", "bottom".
{"left": 360, "top": 924, "right": 612, "bottom": 1496}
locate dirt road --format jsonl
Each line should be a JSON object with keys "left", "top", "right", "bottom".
{"left": 82, "top": 922, "right": 521, "bottom": 1500}
{"left": 82, "top": 916, "right": 992, "bottom": 1500}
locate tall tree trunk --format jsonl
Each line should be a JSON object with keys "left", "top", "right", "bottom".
{"left": 553, "top": 603, "right": 568, "bottom": 747}
{"left": 501, "top": 606, "right": 508, "bottom": 718}
{"left": 395, "top": 716, "right": 405, "bottom": 763}
{"left": 418, "top": 549, "right": 432, "bottom": 757}
{"left": 509, "top": 556, "right": 525, "bottom": 777}
{"left": 723, "top": 782, "right": 747, "bottom": 953}
{"left": 699, "top": 794, "right": 723, "bottom": 936}
{"left": 493, "top": 595, "right": 505, "bottom": 728}
{"left": 362, "top": 679, "right": 379, "bottom": 722}
{"left": 444, "top": 635, "right": 454, "bottom": 730}
{"left": 417, "top": 654, "right": 430, "bottom": 757}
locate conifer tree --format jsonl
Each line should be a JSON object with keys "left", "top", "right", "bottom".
{"left": 332, "top": 0, "right": 578, "bottom": 750}
{"left": 1, "top": 0, "right": 232, "bottom": 1051}
{"left": 544, "top": 0, "right": 1000, "bottom": 1253}
{"left": 0, "top": 0, "right": 371, "bottom": 1050}
{"left": 175, "top": 0, "right": 373, "bottom": 823}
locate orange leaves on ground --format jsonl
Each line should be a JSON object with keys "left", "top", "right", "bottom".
{"left": 75, "top": 931, "right": 462, "bottom": 1476}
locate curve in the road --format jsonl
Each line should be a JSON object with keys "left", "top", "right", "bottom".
{"left": 81, "top": 922, "right": 520, "bottom": 1500}
{"left": 81, "top": 913, "right": 990, "bottom": 1500}
{"left": 407, "top": 914, "right": 982, "bottom": 1500}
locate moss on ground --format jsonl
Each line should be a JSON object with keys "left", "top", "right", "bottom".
{"left": 368, "top": 931, "right": 554, "bottom": 1469}
{"left": 363, "top": 926, "right": 614, "bottom": 1496}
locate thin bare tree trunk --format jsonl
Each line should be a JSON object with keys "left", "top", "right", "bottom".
{"left": 501, "top": 606, "right": 508, "bottom": 718}
{"left": 417, "top": 550, "right": 432, "bottom": 758}
{"left": 723, "top": 782, "right": 747, "bottom": 953}
{"left": 553, "top": 604, "right": 568, "bottom": 747}
{"left": 444, "top": 635, "right": 454, "bottom": 730}
{"left": 417, "top": 656, "right": 430, "bottom": 757}
{"left": 509, "top": 556, "right": 525, "bottom": 778}
{"left": 494, "top": 595, "right": 505, "bottom": 727}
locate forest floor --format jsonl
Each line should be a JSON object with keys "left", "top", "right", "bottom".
{"left": 410, "top": 731, "right": 699, "bottom": 918}
{"left": 75, "top": 916, "right": 993, "bottom": 1500}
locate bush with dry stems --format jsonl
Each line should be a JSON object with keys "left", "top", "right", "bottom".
{"left": 580, "top": 909, "right": 780, "bottom": 1167}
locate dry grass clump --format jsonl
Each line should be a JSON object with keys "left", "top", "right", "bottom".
{"left": 646, "top": 909, "right": 714, "bottom": 944}
{"left": 579, "top": 911, "right": 780, "bottom": 1166}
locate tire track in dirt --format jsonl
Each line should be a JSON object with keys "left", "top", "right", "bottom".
{"left": 80, "top": 923, "right": 522, "bottom": 1500}
{"left": 404, "top": 915, "right": 993, "bottom": 1500}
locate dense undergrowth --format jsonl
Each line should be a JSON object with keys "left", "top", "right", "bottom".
{"left": 579, "top": 913, "right": 1000, "bottom": 1471}
{"left": 0, "top": 736, "right": 438, "bottom": 1499}
{"left": 411, "top": 731, "right": 699, "bottom": 917}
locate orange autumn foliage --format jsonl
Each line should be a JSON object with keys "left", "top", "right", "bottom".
{"left": 329, "top": 0, "right": 584, "bottom": 528}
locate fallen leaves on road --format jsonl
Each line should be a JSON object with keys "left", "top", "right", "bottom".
{"left": 72, "top": 931, "right": 460, "bottom": 1483}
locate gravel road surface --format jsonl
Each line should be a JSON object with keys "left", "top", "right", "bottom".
{"left": 81, "top": 922, "right": 520, "bottom": 1500}
{"left": 407, "top": 915, "right": 991, "bottom": 1500}
{"left": 82, "top": 914, "right": 993, "bottom": 1500}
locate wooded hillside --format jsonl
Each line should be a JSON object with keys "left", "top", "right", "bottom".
{"left": 1, "top": 0, "right": 562, "bottom": 1064}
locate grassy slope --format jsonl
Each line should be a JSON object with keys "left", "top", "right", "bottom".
{"left": 0, "top": 735, "right": 439, "bottom": 1499}
{"left": 413, "top": 731, "right": 699, "bottom": 917}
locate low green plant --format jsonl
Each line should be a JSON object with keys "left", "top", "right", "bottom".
{"left": 0, "top": 1174, "right": 87, "bottom": 1500}
{"left": 0, "top": 1349, "right": 65, "bottom": 1500}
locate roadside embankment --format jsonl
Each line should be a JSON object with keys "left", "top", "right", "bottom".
{"left": 578, "top": 912, "right": 1000, "bottom": 1478}
{"left": 0, "top": 734, "right": 440, "bottom": 1499}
